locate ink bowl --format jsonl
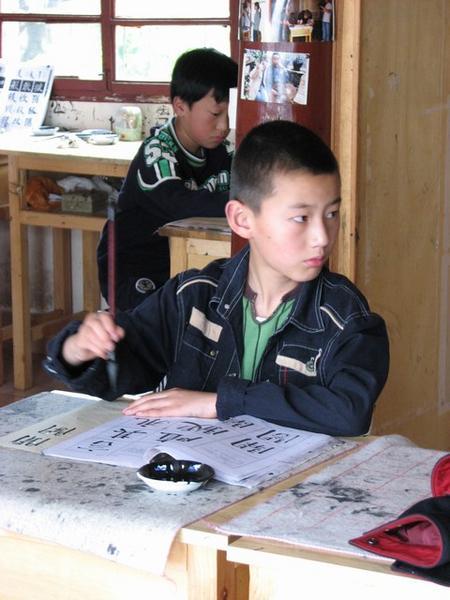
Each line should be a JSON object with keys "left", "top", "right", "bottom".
{"left": 137, "top": 453, "right": 214, "bottom": 493}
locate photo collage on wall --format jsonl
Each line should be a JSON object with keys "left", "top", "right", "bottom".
{"left": 241, "top": 48, "right": 310, "bottom": 106}
{"left": 239, "top": 0, "right": 335, "bottom": 43}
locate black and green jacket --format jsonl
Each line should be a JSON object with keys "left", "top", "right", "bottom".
{"left": 97, "top": 117, "right": 232, "bottom": 310}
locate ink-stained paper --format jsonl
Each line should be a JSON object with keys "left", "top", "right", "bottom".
{"left": 213, "top": 435, "right": 447, "bottom": 560}
{"left": 0, "top": 392, "right": 353, "bottom": 576}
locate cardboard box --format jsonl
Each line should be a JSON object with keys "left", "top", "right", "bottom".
{"left": 61, "top": 189, "right": 108, "bottom": 214}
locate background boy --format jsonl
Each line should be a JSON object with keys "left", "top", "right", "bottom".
{"left": 97, "top": 48, "right": 238, "bottom": 310}
{"left": 46, "top": 121, "right": 389, "bottom": 437}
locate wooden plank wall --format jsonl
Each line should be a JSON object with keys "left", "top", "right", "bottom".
{"left": 355, "top": 0, "right": 450, "bottom": 449}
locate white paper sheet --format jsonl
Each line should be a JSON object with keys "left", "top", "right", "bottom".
{"left": 43, "top": 414, "right": 333, "bottom": 487}
{"left": 0, "top": 392, "right": 129, "bottom": 453}
{"left": 0, "top": 62, "right": 55, "bottom": 132}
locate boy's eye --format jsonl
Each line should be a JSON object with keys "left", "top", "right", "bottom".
{"left": 326, "top": 209, "right": 340, "bottom": 219}
{"left": 292, "top": 215, "right": 307, "bottom": 223}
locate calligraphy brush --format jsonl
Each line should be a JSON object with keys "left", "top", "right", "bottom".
{"left": 107, "top": 192, "right": 118, "bottom": 395}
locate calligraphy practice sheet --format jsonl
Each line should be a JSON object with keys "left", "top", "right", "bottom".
{"left": 43, "top": 414, "right": 337, "bottom": 487}
{"left": 0, "top": 391, "right": 129, "bottom": 453}
{"left": 0, "top": 62, "right": 5, "bottom": 91}
{"left": 212, "top": 435, "right": 447, "bottom": 558}
{"left": 0, "top": 62, "right": 54, "bottom": 132}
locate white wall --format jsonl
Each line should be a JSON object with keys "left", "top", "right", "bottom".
{"left": 45, "top": 100, "right": 172, "bottom": 137}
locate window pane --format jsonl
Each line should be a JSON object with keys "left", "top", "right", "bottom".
{"left": 115, "top": 25, "right": 230, "bottom": 82}
{"left": 1, "top": 0, "right": 100, "bottom": 14}
{"left": 2, "top": 22, "right": 102, "bottom": 79}
{"left": 115, "top": 0, "right": 229, "bottom": 19}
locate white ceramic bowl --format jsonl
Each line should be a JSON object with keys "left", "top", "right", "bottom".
{"left": 32, "top": 126, "right": 60, "bottom": 136}
{"left": 88, "top": 133, "right": 119, "bottom": 145}
{"left": 137, "top": 457, "right": 214, "bottom": 494}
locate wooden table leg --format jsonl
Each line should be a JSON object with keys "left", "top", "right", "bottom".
{"left": 187, "top": 545, "right": 249, "bottom": 600}
{"left": 169, "top": 237, "right": 188, "bottom": 278}
{"left": 53, "top": 228, "right": 72, "bottom": 315}
{"left": 9, "top": 157, "right": 32, "bottom": 390}
{"left": 82, "top": 231, "right": 101, "bottom": 313}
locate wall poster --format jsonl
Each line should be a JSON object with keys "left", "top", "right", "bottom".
{"left": 238, "top": 1, "right": 335, "bottom": 43}
{"left": 0, "top": 62, "right": 54, "bottom": 133}
{"left": 241, "top": 48, "right": 310, "bottom": 105}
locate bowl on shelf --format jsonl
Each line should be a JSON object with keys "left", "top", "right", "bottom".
{"left": 87, "top": 133, "right": 119, "bottom": 145}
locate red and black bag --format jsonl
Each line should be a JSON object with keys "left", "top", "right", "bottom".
{"left": 349, "top": 454, "right": 450, "bottom": 587}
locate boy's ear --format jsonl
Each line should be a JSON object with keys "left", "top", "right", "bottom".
{"left": 225, "top": 199, "right": 253, "bottom": 240}
{"left": 173, "top": 96, "right": 188, "bottom": 117}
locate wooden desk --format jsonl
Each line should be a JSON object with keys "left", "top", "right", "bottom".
{"left": 227, "top": 538, "right": 449, "bottom": 600}
{"left": 220, "top": 438, "right": 449, "bottom": 600}
{"left": 184, "top": 435, "right": 450, "bottom": 600}
{"left": 289, "top": 24, "right": 313, "bottom": 42}
{"left": 0, "top": 392, "right": 248, "bottom": 600}
{"left": 158, "top": 217, "right": 231, "bottom": 278}
{"left": 2, "top": 391, "right": 444, "bottom": 600}
{"left": 0, "top": 527, "right": 244, "bottom": 600}
{"left": 0, "top": 134, "right": 140, "bottom": 390}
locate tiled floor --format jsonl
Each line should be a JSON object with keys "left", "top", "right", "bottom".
{"left": 0, "top": 340, "right": 67, "bottom": 408}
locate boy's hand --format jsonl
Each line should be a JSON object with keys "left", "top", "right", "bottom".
{"left": 122, "top": 389, "right": 217, "bottom": 419}
{"left": 62, "top": 311, "right": 125, "bottom": 366}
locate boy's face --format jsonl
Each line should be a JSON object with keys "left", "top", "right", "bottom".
{"left": 173, "top": 90, "right": 230, "bottom": 154}
{"left": 247, "top": 170, "right": 341, "bottom": 286}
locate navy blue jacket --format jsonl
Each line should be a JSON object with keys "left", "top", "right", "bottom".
{"left": 45, "top": 248, "right": 389, "bottom": 436}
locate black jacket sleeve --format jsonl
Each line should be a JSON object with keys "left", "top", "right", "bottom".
{"left": 43, "top": 278, "right": 182, "bottom": 401}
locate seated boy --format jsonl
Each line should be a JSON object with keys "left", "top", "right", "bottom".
{"left": 97, "top": 48, "right": 238, "bottom": 310}
{"left": 45, "top": 121, "right": 389, "bottom": 437}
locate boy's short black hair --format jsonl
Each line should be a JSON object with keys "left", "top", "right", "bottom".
{"left": 170, "top": 48, "right": 238, "bottom": 106}
{"left": 230, "top": 120, "right": 339, "bottom": 212}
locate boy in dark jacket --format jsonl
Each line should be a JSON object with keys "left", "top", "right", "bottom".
{"left": 97, "top": 48, "right": 238, "bottom": 310}
{"left": 45, "top": 121, "right": 389, "bottom": 436}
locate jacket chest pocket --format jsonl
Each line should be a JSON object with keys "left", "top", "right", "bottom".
{"left": 275, "top": 343, "right": 322, "bottom": 385}
{"left": 176, "top": 308, "right": 222, "bottom": 389}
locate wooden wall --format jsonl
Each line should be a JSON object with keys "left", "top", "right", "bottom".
{"left": 354, "top": 0, "right": 450, "bottom": 449}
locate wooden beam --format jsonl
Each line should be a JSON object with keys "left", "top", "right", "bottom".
{"left": 330, "top": 0, "right": 361, "bottom": 281}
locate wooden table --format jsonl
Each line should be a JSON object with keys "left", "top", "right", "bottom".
{"left": 158, "top": 217, "right": 231, "bottom": 278}
{"left": 0, "top": 426, "right": 346, "bottom": 600}
{"left": 0, "top": 527, "right": 245, "bottom": 600}
{"left": 1, "top": 410, "right": 445, "bottom": 600}
{"left": 0, "top": 390, "right": 248, "bottom": 600}
{"left": 226, "top": 538, "right": 449, "bottom": 599}
{"left": 289, "top": 24, "right": 313, "bottom": 42}
{"left": 0, "top": 134, "right": 140, "bottom": 390}
{"left": 187, "top": 436, "right": 449, "bottom": 600}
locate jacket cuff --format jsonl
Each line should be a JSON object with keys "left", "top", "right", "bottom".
{"left": 43, "top": 321, "right": 101, "bottom": 386}
{"left": 216, "top": 376, "right": 250, "bottom": 420}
